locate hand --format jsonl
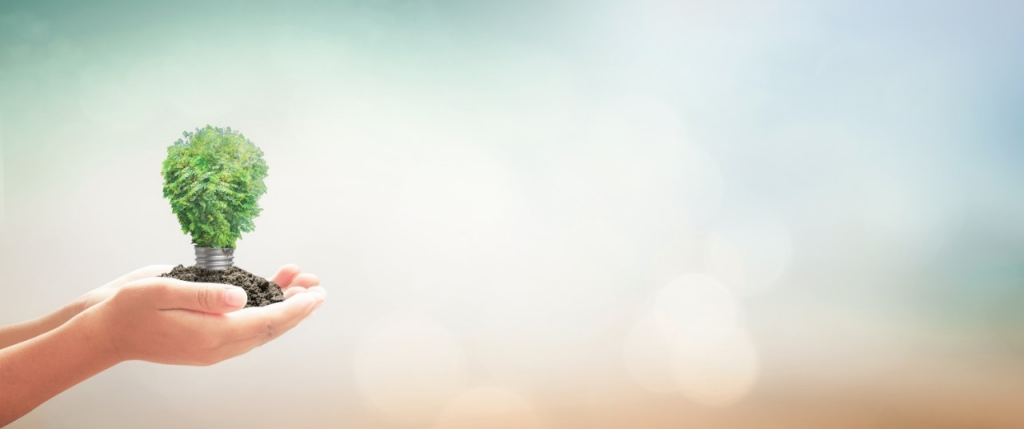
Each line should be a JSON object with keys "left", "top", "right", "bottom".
{"left": 80, "top": 273, "right": 326, "bottom": 366}
{"left": 269, "top": 264, "right": 323, "bottom": 300}
{"left": 76, "top": 265, "right": 176, "bottom": 313}
{"left": 77, "top": 264, "right": 322, "bottom": 313}
{"left": 0, "top": 266, "right": 325, "bottom": 427}
{"left": 1, "top": 265, "right": 168, "bottom": 350}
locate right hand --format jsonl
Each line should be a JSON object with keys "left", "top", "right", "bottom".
{"left": 80, "top": 276, "right": 326, "bottom": 366}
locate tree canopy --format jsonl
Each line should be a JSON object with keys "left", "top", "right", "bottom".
{"left": 162, "top": 125, "right": 269, "bottom": 249}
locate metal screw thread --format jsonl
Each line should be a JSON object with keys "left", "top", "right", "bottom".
{"left": 195, "top": 247, "right": 234, "bottom": 271}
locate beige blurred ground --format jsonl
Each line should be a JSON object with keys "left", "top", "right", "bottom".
{"left": 8, "top": 352, "right": 1022, "bottom": 429}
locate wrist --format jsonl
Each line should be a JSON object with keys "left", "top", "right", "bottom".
{"left": 63, "top": 306, "right": 125, "bottom": 368}
{"left": 0, "top": 300, "right": 86, "bottom": 350}
{"left": 0, "top": 303, "right": 123, "bottom": 425}
{"left": 68, "top": 293, "right": 91, "bottom": 318}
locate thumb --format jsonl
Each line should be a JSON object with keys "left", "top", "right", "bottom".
{"left": 150, "top": 279, "right": 249, "bottom": 313}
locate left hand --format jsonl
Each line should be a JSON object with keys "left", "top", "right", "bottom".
{"left": 76, "top": 265, "right": 176, "bottom": 313}
{"left": 76, "top": 264, "right": 322, "bottom": 314}
{"left": 268, "top": 264, "right": 323, "bottom": 300}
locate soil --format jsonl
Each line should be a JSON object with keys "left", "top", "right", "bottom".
{"left": 160, "top": 265, "right": 284, "bottom": 308}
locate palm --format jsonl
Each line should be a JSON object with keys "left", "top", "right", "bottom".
{"left": 81, "top": 264, "right": 320, "bottom": 312}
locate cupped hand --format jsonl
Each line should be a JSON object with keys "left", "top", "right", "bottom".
{"left": 78, "top": 264, "right": 322, "bottom": 313}
{"left": 76, "top": 265, "right": 177, "bottom": 313}
{"left": 267, "top": 263, "right": 323, "bottom": 299}
{"left": 78, "top": 266, "right": 326, "bottom": 366}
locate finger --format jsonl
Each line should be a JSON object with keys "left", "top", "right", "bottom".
{"left": 136, "top": 278, "right": 249, "bottom": 313}
{"left": 107, "top": 265, "right": 176, "bottom": 288}
{"left": 291, "top": 273, "right": 320, "bottom": 288}
{"left": 176, "top": 292, "right": 323, "bottom": 363}
{"left": 283, "top": 287, "right": 304, "bottom": 300}
{"left": 282, "top": 284, "right": 327, "bottom": 300}
{"left": 268, "top": 264, "right": 301, "bottom": 289}
{"left": 224, "top": 292, "right": 322, "bottom": 344}
{"left": 280, "top": 272, "right": 320, "bottom": 294}
{"left": 304, "top": 286, "right": 327, "bottom": 300}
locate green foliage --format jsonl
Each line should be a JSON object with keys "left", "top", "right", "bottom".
{"left": 162, "top": 125, "right": 269, "bottom": 249}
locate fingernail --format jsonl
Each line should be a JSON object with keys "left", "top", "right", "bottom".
{"left": 225, "top": 287, "right": 248, "bottom": 307}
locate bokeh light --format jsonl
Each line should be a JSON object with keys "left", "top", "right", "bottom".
{"left": 671, "top": 328, "right": 759, "bottom": 407}
{"left": 626, "top": 273, "right": 759, "bottom": 406}
{"left": 353, "top": 314, "right": 469, "bottom": 425}
{"left": 654, "top": 273, "right": 742, "bottom": 343}
{"left": 623, "top": 314, "right": 680, "bottom": 394}
{"left": 435, "top": 387, "right": 547, "bottom": 429}
{"left": 2, "top": 0, "right": 1023, "bottom": 427}
{"left": 701, "top": 232, "right": 747, "bottom": 295}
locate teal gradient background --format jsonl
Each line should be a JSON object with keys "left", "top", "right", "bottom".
{"left": 2, "top": 1, "right": 1023, "bottom": 428}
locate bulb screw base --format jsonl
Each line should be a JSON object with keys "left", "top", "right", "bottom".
{"left": 195, "top": 247, "right": 234, "bottom": 271}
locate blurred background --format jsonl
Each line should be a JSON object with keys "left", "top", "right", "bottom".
{"left": 2, "top": 0, "right": 1023, "bottom": 428}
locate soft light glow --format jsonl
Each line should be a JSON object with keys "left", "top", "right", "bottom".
{"left": 702, "top": 232, "right": 747, "bottom": 295}
{"left": 4, "top": 0, "right": 1020, "bottom": 426}
{"left": 654, "top": 273, "right": 742, "bottom": 343}
{"left": 436, "top": 387, "right": 546, "bottom": 429}
{"left": 671, "top": 329, "right": 759, "bottom": 407}
{"left": 625, "top": 273, "right": 759, "bottom": 405}
{"left": 623, "top": 314, "right": 679, "bottom": 393}
{"left": 353, "top": 314, "right": 469, "bottom": 425}
{"left": 359, "top": 147, "right": 529, "bottom": 307}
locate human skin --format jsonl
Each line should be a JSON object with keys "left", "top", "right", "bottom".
{"left": 0, "top": 264, "right": 325, "bottom": 427}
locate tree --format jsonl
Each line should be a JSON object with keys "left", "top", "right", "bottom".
{"left": 162, "top": 125, "right": 269, "bottom": 249}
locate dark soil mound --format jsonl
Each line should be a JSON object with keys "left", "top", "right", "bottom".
{"left": 160, "top": 265, "right": 284, "bottom": 308}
